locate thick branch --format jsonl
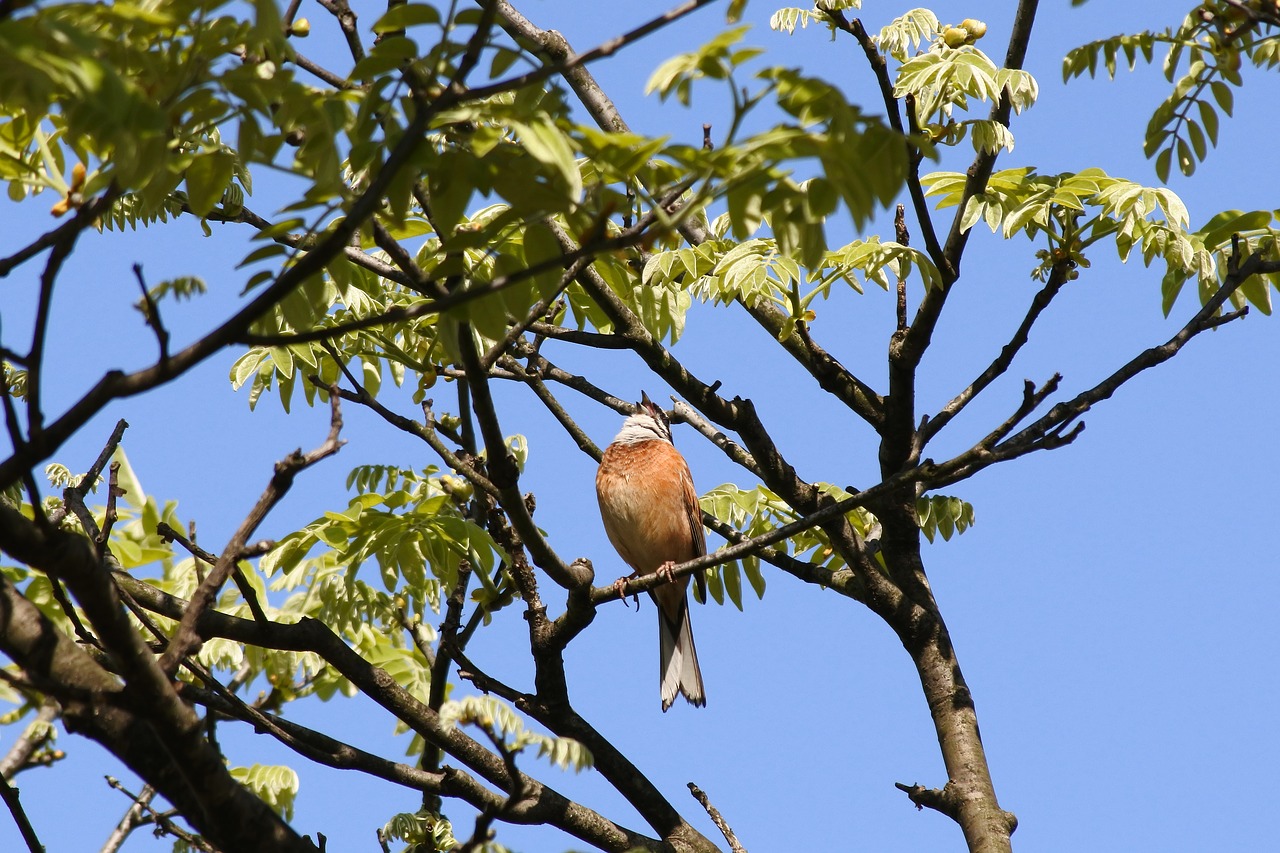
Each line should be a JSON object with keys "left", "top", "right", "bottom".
{"left": 456, "top": 330, "right": 588, "bottom": 590}
{"left": 111, "top": 573, "right": 650, "bottom": 852}
{"left": 0, "top": 571, "right": 312, "bottom": 852}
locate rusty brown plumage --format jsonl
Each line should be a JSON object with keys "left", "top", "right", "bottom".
{"left": 596, "top": 396, "right": 706, "bottom": 711}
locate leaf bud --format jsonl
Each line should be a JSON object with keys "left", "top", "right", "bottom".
{"left": 960, "top": 18, "right": 988, "bottom": 40}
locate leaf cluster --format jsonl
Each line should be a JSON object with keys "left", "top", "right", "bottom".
{"left": 923, "top": 166, "right": 1280, "bottom": 314}
{"left": 1063, "top": 1, "right": 1280, "bottom": 179}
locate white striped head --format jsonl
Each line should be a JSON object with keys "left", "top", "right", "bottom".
{"left": 611, "top": 391, "right": 673, "bottom": 445}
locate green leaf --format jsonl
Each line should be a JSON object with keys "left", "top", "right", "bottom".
{"left": 1210, "top": 80, "right": 1234, "bottom": 115}
{"left": 229, "top": 765, "right": 299, "bottom": 820}
{"left": 1197, "top": 99, "right": 1219, "bottom": 147}
{"left": 1154, "top": 147, "right": 1172, "bottom": 183}
{"left": 1196, "top": 209, "right": 1273, "bottom": 250}
{"left": 724, "top": 561, "right": 743, "bottom": 611}
{"left": 743, "top": 554, "right": 766, "bottom": 599}
{"left": 705, "top": 565, "right": 724, "bottom": 605}
{"left": 185, "top": 150, "right": 235, "bottom": 217}
{"left": 1176, "top": 137, "right": 1194, "bottom": 176}
{"left": 372, "top": 3, "right": 441, "bottom": 33}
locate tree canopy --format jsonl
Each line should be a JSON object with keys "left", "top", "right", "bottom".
{"left": 1, "top": 1, "right": 1278, "bottom": 852}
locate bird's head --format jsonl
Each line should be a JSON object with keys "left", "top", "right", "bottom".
{"left": 612, "top": 391, "right": 673, "bottom": 445}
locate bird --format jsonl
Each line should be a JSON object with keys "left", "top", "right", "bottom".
{"left": 595, "top": 392, "right": 707, "bottom": 711}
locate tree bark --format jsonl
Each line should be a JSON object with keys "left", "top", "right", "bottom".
{"left": 0, "top": 512, "right": 316, "bottom": 853}
{"left": 875, "top": 500, "right": 1017, "bottom": 853}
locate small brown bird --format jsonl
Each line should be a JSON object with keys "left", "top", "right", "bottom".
{"left": 596, "top": 393, "right": 707, "bottom": 711}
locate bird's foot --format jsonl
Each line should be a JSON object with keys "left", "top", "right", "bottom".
{"left": 613, "top": 576, "right": 640, "bottom": 610}
{"left": 657, "top": 561, "right": 678, "bottom": 585}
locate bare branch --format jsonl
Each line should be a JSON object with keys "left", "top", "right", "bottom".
{"left": 155, "top": 521, "right": 269, "bottom": 624}
{"left": 474, "top": 0, "right": 720, "bottom": 109}
{"left": 314, "top": 0, "right": 364, "bottom": 62}
{"left": 821, "top": 9, "right": 947, "bottom": 276}
{"left": 737, "top": 297, "right": 886, "bottom": 429}
{"left": 158, "top": 391, "right": 344, "bottom": 675}
{"left": 896, "top": 781, "right": 960, "bottom": 819}
{"left": 132, "top": 264, "right": 170, "bottom": 364}
{"left": 0, "top": 700, "right": 59, "bottom": 781}
{"left": 481, "top": 257, "right": 583, "bottom": 370}
{"left": 110, "top": 572, "right": 651, "bottom": 852}
{"left": 27, "top": 193, "right": 97, "bottom": 438}
{"left": 688, "top": 782, "right": 747, "bottom": 853}
{"left": 0, "top": 190, "right": 118, "bottom": 279}
{"left": 494, "top": 354, "right": 603, "bottom": 459}
{"left": 921, "top": 262, "right": 1072, "bottom": 446}
{"left": 100, "top": 784, "right": 158, "bottom": 853}
{"left": 105, "top": 778, "right": 216, "bottom": 853}
{"left": 1, "top": 771, "right": 45, "bottom": 853}
{"left": 290, "top": 50, "right": 353, "bottom": 89}
{"left": 917, "top": 253, "right": 1266, "bottom": 490}
{"left": 895, "top": 204, "right": 910, "bottom": 331}
{"left": 0, "top": 568, "right": 311, "bottom": 851}
{"left": 903, "top": 0, "right": 1042, "bottom": 364}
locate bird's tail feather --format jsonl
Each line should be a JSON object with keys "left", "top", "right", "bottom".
{"left": 658, "top": 602, "right": 705, "bottom": 711}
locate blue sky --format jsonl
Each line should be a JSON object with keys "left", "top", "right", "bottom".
{"left": 2, "top": 1, "right": 1278, "bottom": 851}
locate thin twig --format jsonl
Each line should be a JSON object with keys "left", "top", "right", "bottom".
{"left": 480, "top": 257, "right": 584, "bottom": 370}
{"left": 895, "top": 204, "right": 909, "bottom": 332}
{"left": 100, "top": 784, "right": 157, "bottom": 853}
{"left": 921, "top": 262, "right": 1072, "bottom": 446}
{"left": 105, "top": 778, "right": 216, "bottom": 853}
{"left": 314, "top": 0, "right": 364, "bottom": 62}
{"left": 472, "top": 0, "right": 719, "bottom": 108}
{"left": 157, "top": 392, "right": 345, "bottom": 675}
{"left": 96, "top": 462, "right": 123, "bottom": 548}
{"left": 0, "top": 772, "right": 44, "bottom": 853}
{"left": 0, "top": 700, "right": 60, "bottom": 781}
{"left": 155, "top": 522, "right": 269, "bottom": 623}
{"left": 132, "top": 264, "right": 170, "bottom": 363}
{"left": 688, "top": 782, "right": 747, "bottom": 853}
{"left": 0, "top": 191, "right": 118, "bottom": 278}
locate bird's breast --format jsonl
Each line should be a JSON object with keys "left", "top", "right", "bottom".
{"left": 596, "top": 440, "right": 698, "bottom": 573}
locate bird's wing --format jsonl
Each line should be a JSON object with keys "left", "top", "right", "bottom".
{"left": 677, "top": 454, "right": 707, "bottom": 601}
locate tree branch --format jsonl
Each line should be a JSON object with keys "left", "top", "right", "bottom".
{"left": 0, "top": 93, "right": 439, "bottom": 490}
{"left": 0, "top": 767, "right": 43, "bottom": 853}
{"left": 688, "top": 782, "right": 747, "bottom": 853}
{"left": 456, "top": 328, "right": 588, "bottom": 590}
{"left": 0, "top": 700, "right": 59, "bottom": 781}
{"left": 0, "top": 570, "right": 314, "bottom": 852}
{"left": 821, "top": 8, "right": 947, "bottom": 276}
{"left": 110, "top": 573, "right": 652, "bottom": 852}
{"left": 903, "top": 0, "right": 1042, "bottom": 363}
{"left": 921, "top": 261, "right": 1072, "bottom": 446}
{"left": 158, "top": 391, "right": 344, "bottom": 675}
{"left": 480, "top": 0, "right": 719, "bottom": 113}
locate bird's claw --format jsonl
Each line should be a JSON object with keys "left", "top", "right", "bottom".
{"left": 614, "top": 576, "right": 640, "bottom": 610}
{"left": 657, "top": 561, "right": 677, "bottom": 584}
